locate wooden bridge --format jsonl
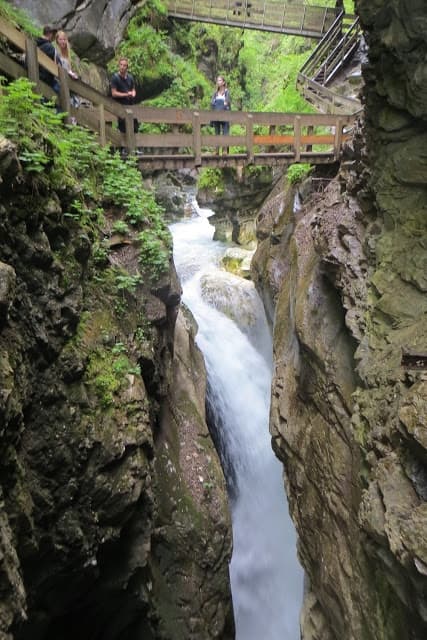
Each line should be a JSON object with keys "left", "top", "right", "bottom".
{"left": 0, "top": 15, "right": 357, "bottom": 170}
{"left": 166, "top": 0, "right": 340, "bottom": 39}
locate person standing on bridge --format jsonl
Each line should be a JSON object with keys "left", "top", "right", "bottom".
{"left": 211, "top": 76, "right": 231, "bottom": 153}
{"left": 110, "top": 57, "right": 139, "bottom": 135}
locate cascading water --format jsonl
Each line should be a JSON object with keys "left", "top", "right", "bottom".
{"left": 170, "top": 204, "right": 304, "bottom": 640}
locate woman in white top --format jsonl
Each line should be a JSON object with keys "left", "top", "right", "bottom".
{"left": 55, "top": 30, "right": 80, "bottom": 112}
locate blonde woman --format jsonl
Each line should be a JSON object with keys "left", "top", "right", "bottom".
{"left": 55, "top": 30, "right": 79, "bottom": 113}
{"left": 55, "top": 31, "right": 78, "bottom": 79}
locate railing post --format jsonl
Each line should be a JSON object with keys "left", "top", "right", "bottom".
{"left": 25, "top": 36, "right": 39, "bottom": 87}
{"left": 294, "top": 115, "right": 301, "bottom": 161}
{"left": 306, "top": 125, "right": 313, "bottom": 152}
{"left": 301, "top": 5, "right": 307, "bottom": 33}
{"left": 268, "top": 124, "right": 276, "bottom": 153}
{"left": 246, "top": 113, "right": 254, "bottom": 164}
{"left": 192, "top": 111, "right": 201, "bottom": 166}
{"left": 125, "top": 109, "right": 136, "bottom": 153}
{"left": 58, "top": 66, "right": 71, "bottom": 124}
{"left": 334, "top": 117, "right": 343, "bottom": 160}
{"left": 99, "top": 102, "right": 106, "bottom": 146}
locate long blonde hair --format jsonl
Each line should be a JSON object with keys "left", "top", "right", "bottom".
{"left": 55, "top": 30, "right": 71, "bottom": 63}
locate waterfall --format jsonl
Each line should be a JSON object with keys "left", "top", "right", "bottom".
{"left": 170, "top": 206, "right": 303, "bottom": 640}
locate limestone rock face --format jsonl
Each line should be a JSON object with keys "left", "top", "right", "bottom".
{"left": 197, "top": 167, "right": 276, "bottom": 246}
{"left": 0, "top": 141, "right": 232, "bottom": 639}
{"left": 10, "top": 0, "right": 140, "bottom": 64}
{"left": 253, "top": 1, "right": 427, "bottom": 638}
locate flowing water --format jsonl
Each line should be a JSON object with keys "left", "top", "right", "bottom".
{"left": 170, "top": 205, "right": 304, "bottom": 640}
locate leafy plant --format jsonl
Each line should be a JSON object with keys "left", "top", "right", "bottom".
{"left": 114, "top": 271, "right": 142, "bottom": 294}
{"left": 112, "top": 220, "right": 130, "bottom": 235}
{"left": 287, "top": 163, "right": 312, "bottom": 184}
{"left": 197, "top": 168, "right": 224, "bottom": 193}
{"left": 0, "top": 0, "right": 40, "bottom": 36}
{"left": 138, "top": 230, "right": 170, "bottom": 277}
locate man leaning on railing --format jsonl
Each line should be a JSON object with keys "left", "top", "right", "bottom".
{"left": 36, "top": 25, "right": 61, "bottom": 94}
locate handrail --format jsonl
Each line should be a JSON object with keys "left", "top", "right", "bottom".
{"left": 0, "top": 15, "right": 358, "bottom": 169}
{"left": 297, "top": 14, "right": 362, "bottom": 115}
{"left": 165, "top": 0, "right": 340, "bottom": 38}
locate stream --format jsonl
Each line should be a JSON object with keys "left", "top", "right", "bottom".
{"left": 170, "top": 205, "right": 304, "bottom": 640}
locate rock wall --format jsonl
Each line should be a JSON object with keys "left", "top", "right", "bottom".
{"left": 10, "top": 0, "right": 141, "bottom": 64}
{"left": 0, "top": 138, "right": 232, "bottom": 639}
{"left": 252, "top": 1, "right": 427, "bottom": 638}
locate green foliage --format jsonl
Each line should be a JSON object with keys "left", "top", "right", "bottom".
{"left": 86, "top": 346, "right": 138, "bottom": 408}
{"left": 238, "top": 32, "right": 314, "bottom": 113}
{"left": 0, "top": 77, "right": 100, "bottom": 189}
{"left": 287, "top": 164, "right": 312, "bottom": 184}
{"left": 0, "top": 0, "right": 39, "bottom": 36}
{"left": 197, "top": 168, "right": 224, "bottom": 194}
{"left": 109, "top": 2, "right": 174, "bottom": 86}
{"left": 112, "top": 220, "right": 130, "bottom": 235}
{"left": 0, "top": 76, "right": 171, "bottom": 281}
{"left": 143, "top": 56, "right": 210, "bottom": 110}
{"left": 138, "top": 229, "right": 170, "bottom": 277}
{"left": 114, "top": 271, "right": 142, "bottom": 294}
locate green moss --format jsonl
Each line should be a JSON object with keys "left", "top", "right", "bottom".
{"left": 85, "top": 347, "right": 137, "bottom": 408}
{"left": 367, "top": 568, "right": 408, "bottom": 640}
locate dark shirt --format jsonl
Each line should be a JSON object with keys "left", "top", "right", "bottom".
{"left": 111, "top": 72, "right": 136, "bottom": 105}
{"left": 36, "top": 36, "right": 60, "bottom": 87}
{"left": 211, "top": 89, "right": 231, "bottom": 111}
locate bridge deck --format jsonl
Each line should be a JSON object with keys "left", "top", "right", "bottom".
{"left": 166, "top": 0, "right": 339, "bottom": 38}
{"left": 0, "top": 15, "right": 356, "bottom": 170}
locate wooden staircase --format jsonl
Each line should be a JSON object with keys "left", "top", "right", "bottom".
{"left": 296, "top": 11, "right": 362, "bottom": 114}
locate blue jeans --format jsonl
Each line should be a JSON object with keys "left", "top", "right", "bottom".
{"left": 213, "top": 120, "right": 229, "bottom": 135}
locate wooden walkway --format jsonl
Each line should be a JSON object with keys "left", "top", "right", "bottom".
{"left": 0, "top": 16, "right": 357, "bottom": 170}
{"left": 166, "top": 0, "right": 340, "bottom": 39}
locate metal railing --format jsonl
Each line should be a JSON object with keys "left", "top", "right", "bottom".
{"left": 296, "top": 13, "right": 362, "bottom": 114}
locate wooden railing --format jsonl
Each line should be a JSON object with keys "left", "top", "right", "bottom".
{"left": 296, "top": 13, "right": 362, "bottom": 114}
{"left": 0, "top": 16, "right": 357, "bottom": 170}
{"left": 166, "top": 0, "right": 340, "bottom": 38}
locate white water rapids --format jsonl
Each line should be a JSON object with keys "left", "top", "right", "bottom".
{"left": 170, "top": 206, "right": 304, "bottom": 640}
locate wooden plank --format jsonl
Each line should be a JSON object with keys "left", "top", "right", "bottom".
{"left": 0, "top": 50, "right": 26, "bottom": 80}
{"left": 25, "top": 36, "right": 39, "bottom": 85}
{"left": 99, "top": 103, "right": 106, "bottom": 146}
{"left": 58, "top": 66, "right": 71, "bottom": 123}
{"left": 0, "top": 16, "right": 26, "bottom": 50}
{"left": 134, "top": 133, "right": 194, "bottom": 147}
{"left": 294, "top": 115, "right": 301, "bottom": 161}
{"left": 253, "top": 134, "right": 336, "bottom": 145}
{"left": 192, "top": 111, "right": 202, "bottom": 165}
{"left": 201, "top": 134, "right": 246, "bottom": 146}
{"left": 246, "top": 113, "right": 254, "bottom": 163}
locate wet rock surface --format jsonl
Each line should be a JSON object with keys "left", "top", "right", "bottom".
{"left": 252, "top": 1, "right": 427, "bottom": 638}
{"left": 0, "top": 141, "right": 232, "bottom": 639}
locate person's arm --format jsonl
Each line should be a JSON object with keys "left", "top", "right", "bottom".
{"left": 128, "top": 75, "right": 136, "bottom": 101}
{"left": 225, "top": 90, "right": 231, "bottom": 110}
{"left": 111, "top": 75, "right": 136, "bottom": 100}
